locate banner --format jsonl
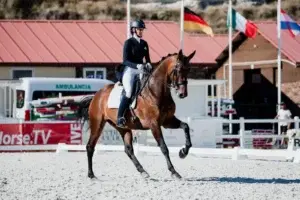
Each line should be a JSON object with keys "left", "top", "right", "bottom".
{"left": 0, "top": 122, "right": 82, "bottom": 146}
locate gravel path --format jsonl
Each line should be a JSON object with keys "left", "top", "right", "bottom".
{"left": 1, "top": 152, "right": 300, "bottom": 200}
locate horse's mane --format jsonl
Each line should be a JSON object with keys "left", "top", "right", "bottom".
{"left": 156, "top": 53, "right": 178, "bottom": 65}
{"left": 139, "top": 52, "right": 178, "bottom": 96}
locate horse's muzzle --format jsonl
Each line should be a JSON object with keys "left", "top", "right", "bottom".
{"left": 177, "top": 84, "right": 187, "bottom": 99}
{"left": 178, "top": 93, "right": 185, "bottom": 99}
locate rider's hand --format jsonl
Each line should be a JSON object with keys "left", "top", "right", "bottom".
{"left": 146, "top": 63, "right": 153, "bottom": 72}
{"left": 137, "top": 64, "right": 144, "bottom": 71}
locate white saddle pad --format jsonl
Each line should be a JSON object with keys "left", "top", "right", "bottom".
{"left": 107, "top": 82, "right": 137, "bottom": 109}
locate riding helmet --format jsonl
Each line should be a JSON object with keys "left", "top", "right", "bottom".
{"left": 130, "top": 19, "right": 146, "bottom": 29}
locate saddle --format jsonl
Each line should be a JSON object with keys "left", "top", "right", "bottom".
{"left": 123, "top": 76, "right": 141, "bottom": 103}
{"left": 115, "top": 64, "right": 125, "bottom": 84}
{"left": 119, "top": 75, "right": 141, "bottom": 122}
{"left": 115, "top": 64, "right": 142, "bottom": 103}
{"left": 108, "top": 70, "right": 142, "bottom": 120}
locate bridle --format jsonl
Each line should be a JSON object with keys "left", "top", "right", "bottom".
{"left": 137, "top": 58, "right": 188, "bottom": 96}
{"left": 168, "top": 61, "right": 188, "bottom": 89}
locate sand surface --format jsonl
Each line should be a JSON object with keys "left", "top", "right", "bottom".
{"left": 1, "top": 152, "right": 300, "bottom": 200}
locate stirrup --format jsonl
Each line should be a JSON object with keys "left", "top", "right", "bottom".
{"left": 117, "top": 117, "right": 126, "bottom": 128}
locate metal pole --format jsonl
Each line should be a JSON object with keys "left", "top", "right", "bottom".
{"left": 228, "top": 0, "right": 233, "bottom": 134}
{"left": 277, "top": 0, "right": 282, "bottom": 135}
{"left": 223, "top": 64, "right": 226, "bottom": 98}
{"left": 228, "top": 0, "right": 233, "bottom": 100}
{"left": 127, "top": 0, "right": 131, "bottom": 39}
{"left": 212, "top": 84, "right": 215, "bottom": 117}
{"left": 4, "top": 86, "right": 7, "bottom": 117}
{"left": 217, "top": 85, "right": 221, "bottom": 118}
{"left": 205, "top": 85, "right": 208, "bottom": 117}
{"left": 180, "top": 0, "right": 184, "bottom": 50}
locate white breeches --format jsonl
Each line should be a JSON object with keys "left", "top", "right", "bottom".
{"left": 122, "top": 66, "right": 143, "bottom": 98}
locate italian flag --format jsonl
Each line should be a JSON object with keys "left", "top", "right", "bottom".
{"left": 227, "top": 8, "right": 257, "bottom": 38}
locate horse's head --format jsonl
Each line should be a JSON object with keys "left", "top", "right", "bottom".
{"left": 168, "top": 49, "right": 196, "bottom": 99}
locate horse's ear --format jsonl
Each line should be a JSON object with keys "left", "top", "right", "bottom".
{"left": 178, "top": 49, "right": 183, "bottom": 60}
{"left": 187, "top": 50, "right": 196, "bottom": 63}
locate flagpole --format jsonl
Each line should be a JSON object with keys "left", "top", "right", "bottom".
{"left": 228, "top": 0, "right": 233, "bottom": 134}
{"left": 180, "top": 0, "right": 184, "bottom": 50}
{"left": 127, "top": 0, "right": 131, "bottom": 39}
{"left": 277, "top": 0, "right": 282, "bottom": 135}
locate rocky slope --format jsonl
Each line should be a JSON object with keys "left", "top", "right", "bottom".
{"left": 0, "top": 0, "right": 299, "bottom": 33}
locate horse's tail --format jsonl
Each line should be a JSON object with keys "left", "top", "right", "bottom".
{"left": 76, "top": 95, "right": 93, "bottom": 125}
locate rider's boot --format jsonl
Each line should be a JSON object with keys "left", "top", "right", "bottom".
{"left": 117, "top": 95, "right": 131, "bottom": 128}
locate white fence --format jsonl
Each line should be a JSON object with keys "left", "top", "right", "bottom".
{"left": 2, "top": 117, "right": 300, "bottom": 163}
{"left": 55, "top": 116, "right": 300, "bottom": 163}
{"left": 217, "top": 116, "right": 300, "bottom": 148}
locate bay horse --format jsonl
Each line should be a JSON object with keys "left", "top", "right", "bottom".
{"left": 77, "top": 49, "right": 196, "bottom": 179}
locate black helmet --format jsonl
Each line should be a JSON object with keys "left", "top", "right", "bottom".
{"left": 130, "top": 19, "right": 146, "bottom": 29}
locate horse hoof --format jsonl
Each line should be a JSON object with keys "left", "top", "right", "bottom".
{"left": 88, "top": 173, "right": 96, "bottom": 179}
{"left": 171, "top": 172, "right": 182, "bottom": 179}
{"left": 179, "top": 148, "right": 187, "bottom": 159}
{"left": 141, "top": 171, "right": 150, "bottom": 179}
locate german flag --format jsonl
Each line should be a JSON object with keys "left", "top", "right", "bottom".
{"left": 184, "top": 7, "right": 214, "bottom": 37}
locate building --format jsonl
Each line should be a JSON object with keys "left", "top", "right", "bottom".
{"left": 215, "top": 21, "right": 300, "bottom": 123}
{"left": 0, "top": 20, "right": 226, "bottom": 82}
{"left": 2, "top": 19, "right": 299, "bottom": 122}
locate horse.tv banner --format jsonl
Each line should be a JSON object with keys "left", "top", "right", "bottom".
{"left": 0, "top": 122, "right": 82, "bottom": 146}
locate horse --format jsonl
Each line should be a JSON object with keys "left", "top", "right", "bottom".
{"left": 77, "top": 49, "right": 196, "bottom": 179}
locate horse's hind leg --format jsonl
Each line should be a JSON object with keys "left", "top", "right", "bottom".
{"left": 86, "top": 117, "right": 106, "bottom": 179}
{"left": 108, "top": 122, "right": 149, "bottom": 177}
{"left": 122, "top": 130, "right": 149, "bottom": 177}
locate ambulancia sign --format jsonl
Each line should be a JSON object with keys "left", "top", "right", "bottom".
{"left": 55, "top": 84, "right": 91, "bottom": 90}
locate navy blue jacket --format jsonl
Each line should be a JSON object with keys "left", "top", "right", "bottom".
{"left": 123, "top": 37, "right": 151, "bottom": 69}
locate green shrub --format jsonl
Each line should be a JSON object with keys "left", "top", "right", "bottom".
{"left": 1, "top": 0, "right": 299, "bottom": 34}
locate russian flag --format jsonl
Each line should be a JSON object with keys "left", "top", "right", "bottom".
{"left": 280, "top": 9, "right": 300, "bottom": 38}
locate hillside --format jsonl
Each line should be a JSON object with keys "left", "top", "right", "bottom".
{"left": 0, "top": 0, "right": 299, "bottom": 34}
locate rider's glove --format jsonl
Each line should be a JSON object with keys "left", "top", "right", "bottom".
{"left": 137, "top": 64, "right": 144, "bottom": 71}
{"left": 146, "top": 63, "right": 153, "bottom": 72}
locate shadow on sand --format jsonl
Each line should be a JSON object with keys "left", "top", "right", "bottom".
{"left": 184, "top": 177, "right": 300, "bottom": 184}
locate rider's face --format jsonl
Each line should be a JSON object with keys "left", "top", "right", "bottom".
{"left": 135, "top": 28, "right": 144, "bottom": 38}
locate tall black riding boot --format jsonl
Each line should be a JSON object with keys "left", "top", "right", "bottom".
{"left": 117, "top": 96, "right": 131, "bottom": 128}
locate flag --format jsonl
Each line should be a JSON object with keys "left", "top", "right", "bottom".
{"left": 227, "top": 8, "right": 257, "bottom": 38}
{"left": 280, "top": 9, "right": 300, "bottom": 38}
{"left": 184, "top": 7, "right": 214, "bottom": 37}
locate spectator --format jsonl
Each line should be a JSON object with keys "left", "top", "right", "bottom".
{"left": 275, "top": 102, "right": 292, "bottom": 147}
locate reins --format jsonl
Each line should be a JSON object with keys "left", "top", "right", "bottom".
{"left": 136, "top": 53, "right": 184, "bottom": 98}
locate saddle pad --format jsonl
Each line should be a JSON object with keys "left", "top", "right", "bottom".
{"left": 107, "top": 82, "right": 137, "bottom": 109}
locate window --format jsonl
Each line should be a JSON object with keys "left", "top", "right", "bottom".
{"left": 11, "top": 68, "right": 33, "bottom": 79}
{"left": 208, "top": 85, "right": 217, "bottom": 96}
{"left": 16, "top": 90, "right": 25, "bottom": 108}
{"left": 252, "top": 73, "right": 261, "bottom": 84}
{"left": 83, "top": 68, "right": 106, "bottom": 79}
{"left": 32, "top": 91, "right": 95, "bottom": 101}
{"left": 244, "top": 69, "right": 261, "bottom": 84}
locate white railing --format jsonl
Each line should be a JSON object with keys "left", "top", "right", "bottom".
{"left": 55, "top": 116, "right": 300, "bottom": 163}
{"left": 215, "top": 116, "right": 300, "bottom": 148}
{"left": 2, "top": 117, "right": 300, "bottom": 163}
{"left": 55, "top": 142, "right": 300, "bottom": 163}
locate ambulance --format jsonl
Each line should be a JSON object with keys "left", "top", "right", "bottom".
{"left": 14, "top": 77, "right": 113, "bottom": 121}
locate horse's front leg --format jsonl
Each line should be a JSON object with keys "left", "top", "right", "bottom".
{"left": 150, "top": 124, "right": 182, "bottom": 179}
{"left": 163, "top": 116, "right": 192, "bottom": 159}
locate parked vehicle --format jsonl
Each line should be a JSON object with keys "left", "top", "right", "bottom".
{"left": 4, "top": 77, "right": 113, "bottom": 121}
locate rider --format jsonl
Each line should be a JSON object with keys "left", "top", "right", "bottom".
{"left": 117, "top": 19, "right": 152, "bottom": 128}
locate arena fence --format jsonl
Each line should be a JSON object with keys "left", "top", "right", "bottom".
{"left": 1, "top": 117, "right": 300, "bottom": 163}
